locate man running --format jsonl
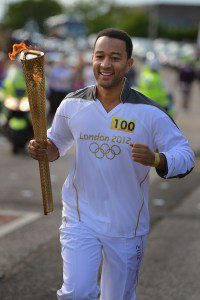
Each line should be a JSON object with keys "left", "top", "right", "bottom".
{"left": 28, "top": 28, "right": 195, "bottom": 300}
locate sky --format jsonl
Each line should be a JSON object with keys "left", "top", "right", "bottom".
{"left": 1, "top": 0, "right": 200, "bottom": 21}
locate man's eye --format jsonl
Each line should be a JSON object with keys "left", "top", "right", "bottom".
{"left": 96, "top": 55, "right": 103, "bottom": 59}
{"left": 112, "top": 57, "right": 120, "bottom": 61}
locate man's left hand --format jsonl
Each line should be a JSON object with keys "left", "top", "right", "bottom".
{"left": 131, "top": 142, "right": 155, "bottom": 166}
{"left": 130, "top": 142, "right": 167, "bottom": 173}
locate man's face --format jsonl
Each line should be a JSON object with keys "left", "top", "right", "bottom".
{"left": 92, "top": 36, "right": 133, "bottom": 89}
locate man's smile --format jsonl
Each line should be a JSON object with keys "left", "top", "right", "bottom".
{"left": 99, "top": 71, "right": 114, "bottom": 77}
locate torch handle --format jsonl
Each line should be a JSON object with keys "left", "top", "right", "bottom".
{"left": 38, "top": 155, "right": 53, "bottom": 215}
{"left": 21, "top": 53, "right": 54, "bottom": 215}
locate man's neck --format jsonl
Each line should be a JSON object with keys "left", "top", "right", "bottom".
{"left": 96, "top": 80, "right": 124, "bottom": 113}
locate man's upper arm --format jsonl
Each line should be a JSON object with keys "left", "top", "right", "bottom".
{"left": 47, "top": 101, "right": 74, "bottom": 157}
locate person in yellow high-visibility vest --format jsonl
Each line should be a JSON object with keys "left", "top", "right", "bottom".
{"left": 0, "top": 64, "right": 26, "bottom": 100}
{"left": 136, "top": 57, "right": 175, "bottom": 117}
{"left": 0, "top": 64, "right": 30, "bottom": 138}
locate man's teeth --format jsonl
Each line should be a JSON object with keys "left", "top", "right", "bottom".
{"left": 100, "top": 72, "right": 112, "bottom": 75}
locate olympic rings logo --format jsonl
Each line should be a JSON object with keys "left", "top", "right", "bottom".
{"left": 89, "top": 142, "right": 121, "bottom": 160}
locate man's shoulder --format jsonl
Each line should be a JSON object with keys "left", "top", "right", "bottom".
{"left": 57, "top": 86, "right": 95, "bottom": 117}
{"left": 125, "top": 87, "right": 159, "bottom": 107}
{"left": 126, "top": 87, "right": 169, "bottom": 113}
{"left": 124, "top": 86, "right": 177, "bottom": 124}
{"left": 65, "top": 85, "right": 96, "bottom": 101}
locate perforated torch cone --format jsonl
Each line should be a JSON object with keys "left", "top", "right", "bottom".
{"left": 20, "top": 50, "right": 53, "bottom": 215}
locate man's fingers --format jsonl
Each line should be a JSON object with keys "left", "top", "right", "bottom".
{"left": 28, "top": 140, "right": 47, "bottom": 152}
{"left": 132, "top": 142, "right": 148, "bottom": 149}
{"left": 28, "top": 139, "right": 47, "bottom": 160}
{"left": 132, "top": 144, "right": 149, "bottom": 156}
{"left": 132, "top": 148, "right": 147, "bottom": 154}
{"left": 130, "top": 142, "right": 155, "bottom": 166}
{"left": 29, "top": 146, "right": 46, "bottom": 156}
{"left": 132, "top": 152, "right": 145, "bottom": 159}
{"left": 132, "top": 157, "right": 150, "bottom": 166}
{"left": 29, "top": 140, "right": 44, "bottom": 149}
{"left": 29, "top": 152, "right": 46, "bottom": 161}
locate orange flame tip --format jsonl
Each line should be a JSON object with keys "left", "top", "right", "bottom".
{"left": 8, "top": 42, "right": 33, "bottom": 60}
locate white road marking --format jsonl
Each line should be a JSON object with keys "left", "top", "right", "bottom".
{"left": 152, "top": 198, "right": 166, "bottom": 206}
{"left": 21, "top": 190, "right": 34, "bottom": 198}
{"left": 0, "top": 209, "right": 41, "bottom": 238}
{"left": 159, "top": 182, "right": 170, "bottom": 190}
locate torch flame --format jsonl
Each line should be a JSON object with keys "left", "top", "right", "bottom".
{"left": 8, "top": 42, "right": 33, "bottom": 60}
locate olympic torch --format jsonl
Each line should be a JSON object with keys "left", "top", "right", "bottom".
{"left": 9, "top": 43, "right": 53, "bottom": 215}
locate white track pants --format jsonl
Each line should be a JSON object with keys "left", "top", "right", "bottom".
{"left": 57, "top": 220, "right": 147, "bottom": 300}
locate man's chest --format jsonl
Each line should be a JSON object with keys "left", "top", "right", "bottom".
{"left": 69, "top": 103, "right": 150, "bottom": 147}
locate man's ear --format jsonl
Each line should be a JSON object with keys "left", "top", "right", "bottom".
{"left": 127, "top": 58, "right": 134, "bottom": 70}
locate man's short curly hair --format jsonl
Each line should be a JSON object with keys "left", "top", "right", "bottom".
{"left": 94, "top": 28, "right": 133, "bottom": 59}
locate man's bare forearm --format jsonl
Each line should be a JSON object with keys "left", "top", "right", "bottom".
{"left": 47, "top": 140, "right": 60, "bottom": 162}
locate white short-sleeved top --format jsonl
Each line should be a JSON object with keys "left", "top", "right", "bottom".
{"left": 47, "top": 79, "right": 195, "bottom": 237}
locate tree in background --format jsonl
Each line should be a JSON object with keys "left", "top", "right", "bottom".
{"left": 158, "top": 25, "right": 197, "bottom": 42}
{"left": 67, "top": 0, "right": 197, "bottom": 41}
{"left": 65, "top": 0, "right": 114, "bottom": 34}
{"left": 2, "top": 0, "right": 64, "bottom": 33}
{"left": 0, "top": 0, "right": 198, "bottom": 42}
{"left": 67, "top": 0, "right": 149, "bottom": 37}
{"left": 115, "top": 9, "right": 149, "bottom": 37}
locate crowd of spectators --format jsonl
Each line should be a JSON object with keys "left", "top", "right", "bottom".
{"left": 0, "top": 39, "right": 199, "bottom": 117}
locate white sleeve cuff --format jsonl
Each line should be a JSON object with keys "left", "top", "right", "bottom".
{"left": 157, "top": 150, "right": 195, "bottom": 179}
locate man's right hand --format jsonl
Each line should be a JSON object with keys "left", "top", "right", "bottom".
{"left": 28, "top": 139, "right": 59, "bottom": 162}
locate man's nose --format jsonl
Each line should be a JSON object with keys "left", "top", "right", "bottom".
{"left": 101, "top": 57, "right": 111, "bottom": 68}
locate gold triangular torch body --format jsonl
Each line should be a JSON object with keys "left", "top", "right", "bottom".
{"left": 21, "top": 50, "right": 53, "bottom": 215}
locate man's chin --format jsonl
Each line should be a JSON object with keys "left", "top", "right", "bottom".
{"left": 99, "top": 83, "right": 113, "bottom": 89}
{"left": 97, "top": 79, "right": 116, "bottom": 89}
